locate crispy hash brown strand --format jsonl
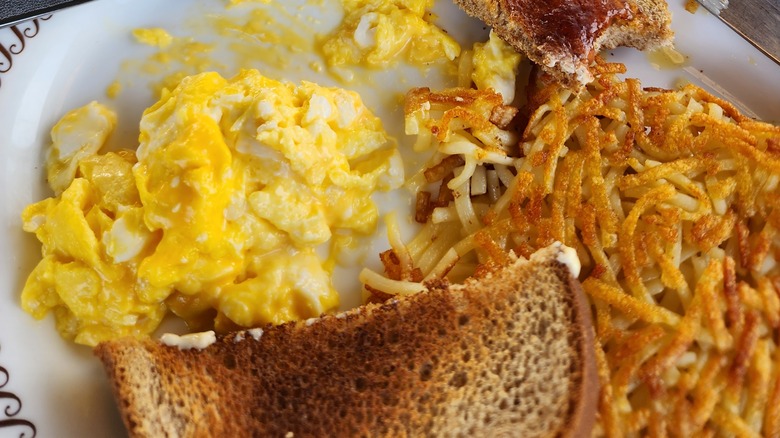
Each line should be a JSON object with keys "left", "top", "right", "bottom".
{"left": 362, "top": 60, "right": 780, "bottom": 436}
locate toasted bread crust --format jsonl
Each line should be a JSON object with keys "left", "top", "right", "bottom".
{"left": 96, "top": 254, "right": 598, "bottom": 437}
{"left": 453, "top": 0, "right": 673, "bottom": 87}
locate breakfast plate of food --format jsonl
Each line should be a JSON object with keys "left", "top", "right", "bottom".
{"left": 0, "top": 0, "right": 778, "bottom": 436}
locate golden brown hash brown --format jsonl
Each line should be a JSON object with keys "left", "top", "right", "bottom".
{"left": 364, "top": 60, "right": 780, "bottom": 437}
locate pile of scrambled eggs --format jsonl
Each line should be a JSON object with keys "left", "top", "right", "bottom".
{"left": 22, "top": 70, "right": 402, "bottom": 346}
{"left": 321, "top": 0, "right": 460, "bottom": 67}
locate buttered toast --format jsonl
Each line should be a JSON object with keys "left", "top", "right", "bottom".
{"left": 95, "top": 244, "right": 597, "bottom": 437}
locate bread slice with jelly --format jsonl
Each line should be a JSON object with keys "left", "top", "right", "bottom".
{"left": 453, "top": 0, "right": 673, "bottom": 87}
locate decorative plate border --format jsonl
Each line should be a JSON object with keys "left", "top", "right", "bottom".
{"left": 0, "top": 346, "right": 36, "bottom": 438}
{"left": 1, "top": 17, "right": 47, "bottom": 438}
{"left": 0, "top": 16, "right": 50, "bottom": 89}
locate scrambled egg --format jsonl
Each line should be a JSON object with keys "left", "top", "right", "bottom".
{"left": 321, "top": 0, "right": 460, "bottom": 68}
{"left": 45, "top": 102, "right": 117, "bottom": 195}
{"left": 471, "top": 30, "right": 522, "bottom": 104}
{"left": 22, "top": 70, "right": 402, "bottom": 346}
{"left": 132, "top": 28, "right": 174, "bottom": 48}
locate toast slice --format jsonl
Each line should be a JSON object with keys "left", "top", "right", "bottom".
{"left": 453, "top": 0, "right": 674, "bottom": 87}
{"left": 95, "top": 243, "right": 598, "bottom": 437}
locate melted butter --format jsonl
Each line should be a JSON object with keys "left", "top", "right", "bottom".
{"left": 160, "top": 330, "right": 217, "bottom": 350}
{"left": 647, "top": 45, "right": 687, "bottom": 70}
{"left": 529, "top": 241, "right": 581, "bottom": 278}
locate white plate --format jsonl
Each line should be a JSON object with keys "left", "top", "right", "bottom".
{"left": 0, "top": 1, "right": 778, "bottom": 436}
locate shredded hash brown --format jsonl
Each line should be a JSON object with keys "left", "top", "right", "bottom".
{"left": 361, "top": 60, "right": 780, "bottom": 436}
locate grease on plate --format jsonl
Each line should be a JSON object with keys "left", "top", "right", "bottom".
{"left": 113, "top": 0, "right": 461, "bottom": 100}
